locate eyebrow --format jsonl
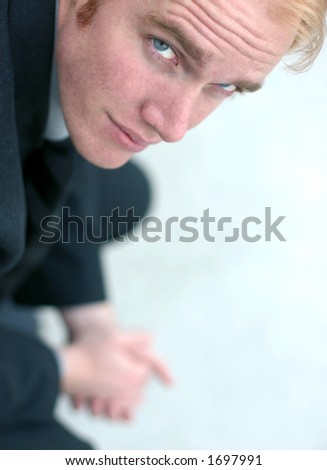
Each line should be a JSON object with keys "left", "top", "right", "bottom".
{"left": 143, "top": 14, "right": 213, "bottom": 66}
{"left": 143, "top": 14, "right": 264, "bottom": 94}
{"left": 234, "top": 80, "right": 263, "bottom": 93}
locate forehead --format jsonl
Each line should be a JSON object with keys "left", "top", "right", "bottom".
{"left": 138, "top": 0, "right": 297, "bottom": 82}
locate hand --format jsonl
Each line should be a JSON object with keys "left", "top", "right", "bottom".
{"left": 58, "top": 302, "right": 173, "bottom": 420}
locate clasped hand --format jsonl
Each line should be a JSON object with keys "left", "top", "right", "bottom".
{"left": 58, "top": 303, "right": 173, "bottom": 421}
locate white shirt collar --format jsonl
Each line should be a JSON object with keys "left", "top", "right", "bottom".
{"left": 44, "top": 0, "right": 69, "bottom": 141}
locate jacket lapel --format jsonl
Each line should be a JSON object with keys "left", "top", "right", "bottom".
{"left": 0, "top": 0, "right": 26, "bottom": 275}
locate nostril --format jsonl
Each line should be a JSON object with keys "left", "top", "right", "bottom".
{"left": 140, "top": 100, "right": 190, "bottom": 143}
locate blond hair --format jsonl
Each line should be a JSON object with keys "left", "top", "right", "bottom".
{"left": 277, "top": 0, "right": 327, "bottom": 70}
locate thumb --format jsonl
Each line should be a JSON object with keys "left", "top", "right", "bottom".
{"left": 117, "top": 331, "right": 153, "bottom": 350}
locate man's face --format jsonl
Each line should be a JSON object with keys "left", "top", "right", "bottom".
{"left": 57, "top": 0, "right": 297, "bottom": 168}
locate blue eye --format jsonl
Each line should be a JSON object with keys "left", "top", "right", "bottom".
{"left": 152, "top": 38, "right": 176, "bottom": 60}
{"left": 219, "top": 83, "right": 237, "bottom": 92}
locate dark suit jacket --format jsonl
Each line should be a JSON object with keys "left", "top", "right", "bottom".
{"left": 0, "top": 0, "right": 150, "bottom": 444}
{"left": 0, "top": 325, "right": 59, "bottom": 426}
{"left": 0, "top": 0, "right": 104, "bottom": 441}
{"left": 0, "top": 0, "right": 106, "bottom": 306}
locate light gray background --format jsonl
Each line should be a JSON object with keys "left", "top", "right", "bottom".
{"left": 38, "top": 43, "right": 327, "bottom": 450}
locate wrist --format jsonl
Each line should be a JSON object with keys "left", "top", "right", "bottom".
{"left": 58, "top": 345, "right": 87, "bottom": 395}
{"left": 61, "top": 302, "right": 116, "bottom": 338}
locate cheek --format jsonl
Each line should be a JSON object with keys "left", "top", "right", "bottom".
{"left": 60, "top": 35, "right": 150, "bottom": 110}
{"left": 92, "top": 45, "right": 152, "bottom": 106}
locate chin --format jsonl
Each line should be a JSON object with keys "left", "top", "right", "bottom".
{"left": 70, "top": 131, "right": 133, "bottom": 170}
{"left": 81, "top": 148, "right": 134, "bottom": 169}
{"left": 85, "top": 152, "right": 133, "bottom": 170}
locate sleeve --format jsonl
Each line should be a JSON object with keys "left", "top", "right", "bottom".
{"left": 13, "top": 240, "right": 106, "bottom": 307}
{"left": 13, "top": 143, "right": 108, "bottom": 307}
{"left": 0, "top": 326, "right": 60, "bottom": 426}
{"left": 11, "top": 140, "right": 150, "bottom": 308}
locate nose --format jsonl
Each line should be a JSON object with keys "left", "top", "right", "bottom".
{"left": 140, "top": 86, "right": 196, "bottom": 143}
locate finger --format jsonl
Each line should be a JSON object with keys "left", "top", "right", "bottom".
{"left": 90, "top": 398, "right": 106, "bottom": 416}
{"left": 150, "top": 355, "right": 174, "bottom": 385}
{"left": 104, "top": 393, "right": 143, "bottom": 421}
{"left": 118, "top": 394, "right": 144, "bottom": 409}
{"left": 130, "top": 348, "right": 174, "bottom": 385}
{"left": 121, "top": 408, "right": 133, "bottom": 422}
{"left": 72, "top": 395, "right": 87, "bottom": 410}
{"left": 106, "top": 401, "right": 135, "bottom": 422}
{"left": 106, "top": 401, "right": 123, "bottom": 421}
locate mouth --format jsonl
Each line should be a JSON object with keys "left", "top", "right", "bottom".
{"left": 107, "top": 115, "right": 158, "bottom": 153}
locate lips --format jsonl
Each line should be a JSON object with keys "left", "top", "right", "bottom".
{"left": 118, "top": 123, "right": 156, "bottom": 146}
{"left": 107, "top": 114, "right": 159, "bottom": 152}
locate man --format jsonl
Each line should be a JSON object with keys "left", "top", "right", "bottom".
{"left": 0, "top": 0, "right": 326, "bottom": 449}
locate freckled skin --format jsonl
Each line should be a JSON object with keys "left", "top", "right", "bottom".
{"left": 57, "top": 0, "right": 297, "bottom": 169}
